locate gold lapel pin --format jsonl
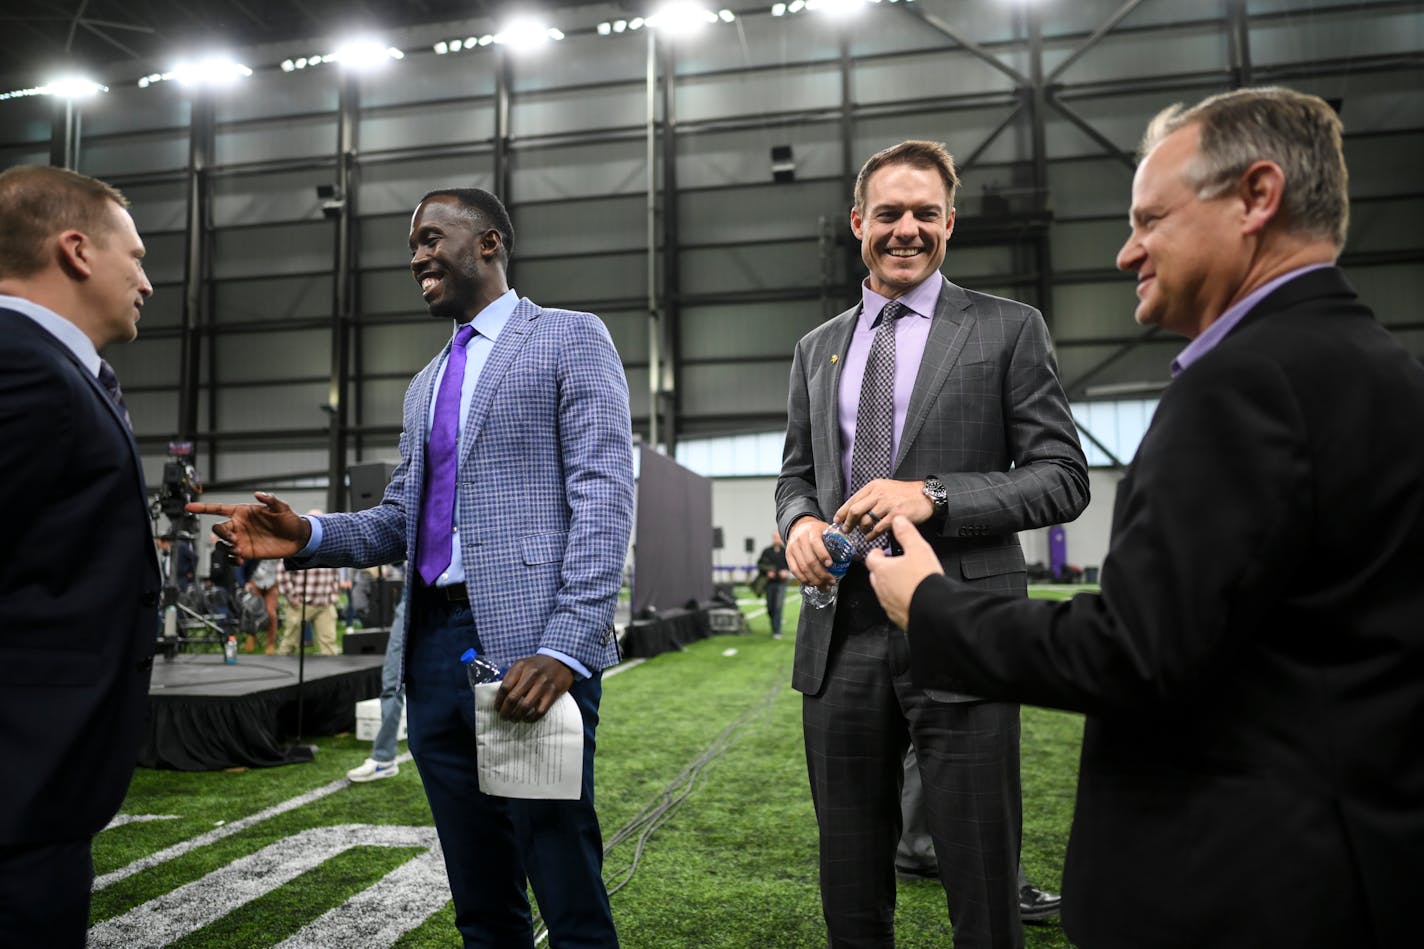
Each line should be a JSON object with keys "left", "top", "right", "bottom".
{"left": 830, "top": 354, "right": 839, "bottom": 363}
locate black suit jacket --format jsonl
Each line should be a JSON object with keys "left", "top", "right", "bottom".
{"left": 0, "top": 307, "right": 160, "bottom": 847}
{"left": 906, "top": 268, "right": 1424, "bottom": 948}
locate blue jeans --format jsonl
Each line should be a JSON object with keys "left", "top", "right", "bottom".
{"left": 372, "top": 599, "right": 406, "bottom": 763}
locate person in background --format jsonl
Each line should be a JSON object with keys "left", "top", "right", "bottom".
{"left": 868, "top": 86, "right": 1424, "bottom": 949}
{"left": 755, "top": 530, "right": 791, "bottom": 639}
{"left": 276, "top": 519, "right": 342, "bottom": 656}
{"left": 0, "top": 164, "right": 158, "bottom": 945}
{"left": 243, "top": 556, "right": 280, "bottom": 654}
{"left": 347, "top": 595, "right": 408, "bottom": 783}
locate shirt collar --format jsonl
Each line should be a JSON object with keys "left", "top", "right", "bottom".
{"left": 859, "top": 272, "right": 942, "bottom": 328}
{"left": 1172, "top": 264, "right": 1332, "bottom": 376}
{"left": 457, "top": 288, "right": 519, "bottom": 343}
{"left": 0, "top": 293, "right": 101, "bottom": 376}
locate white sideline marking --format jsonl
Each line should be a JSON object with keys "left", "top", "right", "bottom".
{"left": 601, "top": 657, "right": 645, "bottom": 679}
{"left": 104, "top": 814, "right": 179, "bottom": 829}
{"left": 93, "top": 752, "right": 416, "bottom": 890}
{"left": 89, "top": 824, "right": 443, "bottom": 947}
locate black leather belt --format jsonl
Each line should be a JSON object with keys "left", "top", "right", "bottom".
{"left": 418, "top": 582, "right": 469, "bottom": 603}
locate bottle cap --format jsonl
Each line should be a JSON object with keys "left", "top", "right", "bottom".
{"left": 459, "top": 647, "right": 476, "bottom": 664}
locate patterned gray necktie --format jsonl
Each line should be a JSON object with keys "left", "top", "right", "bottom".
{"left": 97, "top": 359, "right": 132, "bottom": 430}
{"left": 848, "top": 300, "right": 908, "bottom": 556}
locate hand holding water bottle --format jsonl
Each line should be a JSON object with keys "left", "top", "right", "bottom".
{"left": 802, "top": 523, "right": 855, "bottom": 609}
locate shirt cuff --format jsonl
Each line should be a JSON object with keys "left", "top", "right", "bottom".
{"left": 297, "top": 515, "right": 323, "bottom": 557}
{"left": 538, "top": 647, "right": 591, "bottom": 680}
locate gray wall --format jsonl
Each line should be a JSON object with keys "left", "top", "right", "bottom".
{"left": 1, "top": 0, "right": 1419, "bottom": 511}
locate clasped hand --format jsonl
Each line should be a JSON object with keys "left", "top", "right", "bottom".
{"left": 495, "top": 654, "right": 574, "bottom": 723}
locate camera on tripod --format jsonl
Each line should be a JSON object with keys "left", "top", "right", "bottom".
{"left": 158, "top": 440, "right": 202, "bottom": 526}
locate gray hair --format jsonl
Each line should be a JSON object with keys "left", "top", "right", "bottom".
{"left": 1142, "top": 86, "right": 1348, "bottom": 248}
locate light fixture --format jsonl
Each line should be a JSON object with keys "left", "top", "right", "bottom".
{"left": 169, "top": 56, "right": 252, "bottom": 87}
{"left": 493, "top": 18, "right": 565, "bottom": 50}
{"left": 648, "top": 2, "right": 720, "bottom": 33}
{"left": 0, "top": 76, "right": 108, "bottom": 100}
{"left": 332, "top": 38, "right": 403, "bottom": 70}
{"left": 46, "top": 76, "right": 108, "bottom": 98}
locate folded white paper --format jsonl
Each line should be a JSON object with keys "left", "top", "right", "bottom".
{"left": 473, "top": 682, "right": 584, "bottom": 800}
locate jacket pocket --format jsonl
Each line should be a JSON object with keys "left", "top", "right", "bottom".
{"left": 959, "top": 545, "right": 1026, "bottom": 580}
{"left": 520, "top": 531, "right": 569, "bottom": 566}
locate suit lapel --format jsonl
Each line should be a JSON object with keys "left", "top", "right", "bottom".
{"left": 460, "top": 297, "right": 536, "bottom": 463}
{"left": 822, "top": 305, "right": 861, "bottom": 502}
{"left": 894, "top": 278, "right": 974, "bottom": 472}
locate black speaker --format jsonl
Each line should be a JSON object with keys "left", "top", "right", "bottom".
{"left": 744, "top": 537, "right": 756, "bottom": 553}
{"left": 712, "top": 527, "right": 724, "bottom": 550}
{"left": 348, "top": 462, "right": 396, "bottom": 511}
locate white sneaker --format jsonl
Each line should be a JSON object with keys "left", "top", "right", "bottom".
{"left": 347, "top": 757, "right": 399, "bottom": 782}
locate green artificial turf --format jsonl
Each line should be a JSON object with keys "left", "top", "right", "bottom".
{"left": 93, "top": 586, "right": 1086, "bottom": 948}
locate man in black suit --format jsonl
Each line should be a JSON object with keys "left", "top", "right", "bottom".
{"left": 868, "top": 87, "right": 1424, "bottom": 949}
{"left": 0, "top": 165, "right": 159, "bottom": 944}
{"left": 777, "top": 140, "right": 1088, "bottom": 948}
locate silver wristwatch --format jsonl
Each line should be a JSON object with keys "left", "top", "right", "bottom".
{"left": 922, "top": 476, "right": 948, "bottom": 512}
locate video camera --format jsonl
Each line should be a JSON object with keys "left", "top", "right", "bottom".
{"left": 158, "top": 440, "right": 203, "bottom": 522}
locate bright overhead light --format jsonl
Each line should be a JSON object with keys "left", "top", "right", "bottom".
{"left": 170, "top": 56, "right": 252, "bottom": 87}
{"left": 1, "top": 76, "right": 108, "bottom": 100}
{"left": 719, "top": 9, "right": 737, "bottom": 21}
{"left": 46, "top": 76, "right": 108, "bottom": 98}
{"left": 772, "top": 2, "right": 788, "bottom": 14}
{"left": 805, "top": 0, "right": 870, "bottom": 14}
{"left": 332, "top": 38, "right": 401, "bottom": 70}
{"left": 434, "top": 40, "right": 449, "bottom": 54}
{"left": 493, "top": 18, "right": 564, "bottom": 51}
{"left": 648, "top": 2, "right": 719, "bottom": 33}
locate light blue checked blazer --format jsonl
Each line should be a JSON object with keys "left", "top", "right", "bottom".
{"left": 298, "top": 298, "right": 633, "bottom": 673}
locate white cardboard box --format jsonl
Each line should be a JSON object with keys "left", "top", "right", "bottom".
{"left": 354, "top": 697, "right": 407, "bottom": 742}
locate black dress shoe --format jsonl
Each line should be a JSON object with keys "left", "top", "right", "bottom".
{"left": 1019, "top": 884, "right": 1062, "bottom": 923}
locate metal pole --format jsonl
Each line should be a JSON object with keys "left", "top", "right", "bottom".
{"left": 326, "top": 73, "right": 357, "bottom": 513}
{"left": 646, "top": 28, "right": 661, "bottom": 450}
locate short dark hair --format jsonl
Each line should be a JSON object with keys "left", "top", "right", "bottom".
{"left": 418, "top": 187, "right": 516, "bottom": 261}
{"left": 0, "top": 165, "right": 129, "bottom": 278}
{"left": 854, "top": 140, "right": 960, "bottom": 213}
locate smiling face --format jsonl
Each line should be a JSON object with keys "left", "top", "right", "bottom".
{"left": 850, "top": 162, "right": 955, "bottom": 299}
{"left": 87, "top": 201, "right": 152, "bottom": 347}
{"left": 408, "top": 195, "right": 501, "bottom": 322}
{"left": 1116, "top": 124, "right": 1248, "bottom": 339}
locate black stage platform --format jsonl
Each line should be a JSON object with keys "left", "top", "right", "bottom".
{"left": 139, "top": 654, "right": 383, "bottom": 771}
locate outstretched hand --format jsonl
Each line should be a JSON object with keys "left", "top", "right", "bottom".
{"left": 865, "top": 516, "right": 943, "bottom": 629}
{"left": 185, "top": 491, "right": 311, "bottom": 561}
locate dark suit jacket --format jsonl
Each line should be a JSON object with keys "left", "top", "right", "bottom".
{"left": 0, "top": 308, "right": 160, "bottom": 847}
{"left": 777, "top": 276, "right": 1088, "bottom": 697}
{"left": 907, "top": 268, "right": 1424, "bottom": 948}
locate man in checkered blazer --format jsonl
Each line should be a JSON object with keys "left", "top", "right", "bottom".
{"left": 777, "top": 141, "right": 1088, "bottom": 948}
{"left": 191, "top": 188, "right": 633, "bottom": 948}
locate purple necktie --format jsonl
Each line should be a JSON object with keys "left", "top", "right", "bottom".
{"left": 416, "top": 323, "right": 476, "bottom": 585}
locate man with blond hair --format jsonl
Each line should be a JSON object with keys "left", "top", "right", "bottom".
{"left": 0, "top": 165, "right": 158, "bottom": 944}
{"left": 870, "top": 87, "right": 1424, "bottom": 948}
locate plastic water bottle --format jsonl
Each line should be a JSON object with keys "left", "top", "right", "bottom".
{"left": 802, "top": 523, "right": 855, "bottom": 609}
{"left": 460, "top": 648, "right": 503, "bottom": 687}
{"left": 223, "top": 635, "right": 238, "bottom": 664}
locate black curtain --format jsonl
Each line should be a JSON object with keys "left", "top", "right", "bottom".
{"left": 632, "top": 445, "right": 713, "bottom": 616}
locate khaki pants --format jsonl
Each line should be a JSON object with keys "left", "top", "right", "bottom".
{"left": 277, "top": 601, "right": 339, "bottom": 655}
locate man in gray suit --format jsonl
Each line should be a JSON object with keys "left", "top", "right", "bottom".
{"left": 776, "top": 140, "right": 1088, "bottom": 948}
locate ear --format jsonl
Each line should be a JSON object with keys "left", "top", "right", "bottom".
{"left": 56, "top": 229, "right": 95, "bottom": 279}
{"left": 1238, "top": 160, "right": 1285, "bottom": 237}
{"left": 943, "top": 205, "right": 957, "bottom": 241}
{"left": 850, "top": 205, "right": 865, "bottom": 241}
{"left": 478, "top": 228, "right": 502, "bottom": 261}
